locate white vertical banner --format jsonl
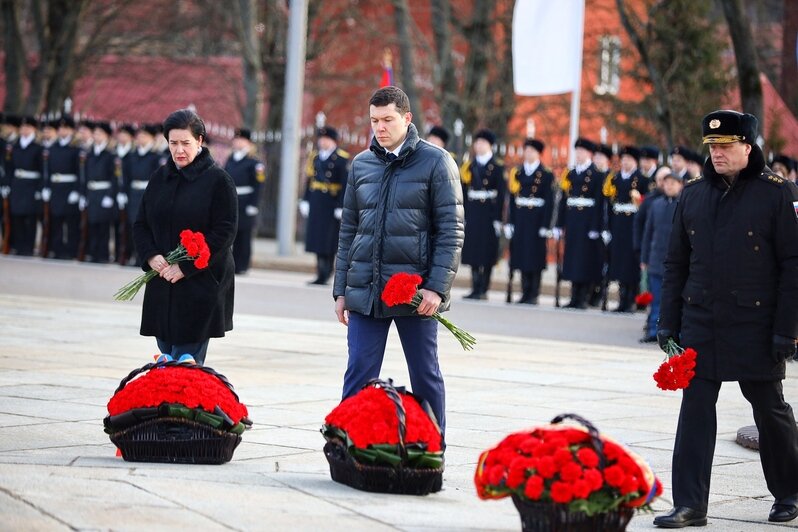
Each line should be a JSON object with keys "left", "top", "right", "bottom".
{"left": 512, "top": 0, "right": 585, "bottom": 96}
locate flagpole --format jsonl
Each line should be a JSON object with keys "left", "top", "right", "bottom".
{"left": 567, "top": 0, "right": 586, "bottom": 168}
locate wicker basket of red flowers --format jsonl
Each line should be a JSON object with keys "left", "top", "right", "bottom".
{"left": 104, "top": 361, "right": 252, "bottom": 464}
{"left": 321, "top": 378, "right": 444, "bottom": 495}
{"left": 475, "top": 414, "right": 662, "bottom": 532}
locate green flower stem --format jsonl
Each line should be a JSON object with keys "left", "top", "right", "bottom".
{"left": 410, "top": 292, "right": 476, "bottom": 351}
{"left": 113, "top": 246, "right": 190, "bottom": 301}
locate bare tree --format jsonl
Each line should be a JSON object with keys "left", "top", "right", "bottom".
{"left": 430, "top": 0, "right": 460, "bottom": 133}
{"left": 719, "top": 0, "right": 763, "bottom": 122}
{"left": 2, "top": 0, "right": 25, "bottom": 113}
{"left": 230, "top": 0, "right": 265, "bottom": 130}
{"left": 391, "top": 0, "right": 422, "bottom": 126}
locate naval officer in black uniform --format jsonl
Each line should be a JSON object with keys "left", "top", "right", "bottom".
{"left": 224, "top": 128, "right": 265, "bottom": 274}
{"left": 654, "top": 110, "right": 798, "bottom": 527}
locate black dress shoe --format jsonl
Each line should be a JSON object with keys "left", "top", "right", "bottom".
{"left": 770, "top": 494, "right": 798, "bottom": 522}
{"left": 653, "top": 506, "right": 707, "bottom": 528}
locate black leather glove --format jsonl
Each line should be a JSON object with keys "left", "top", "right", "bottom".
{"left": 772, "top": 335, "right": 797, "bottom": 362}
{"left": 656, "top": 329, "right": 680, "bottom": 353}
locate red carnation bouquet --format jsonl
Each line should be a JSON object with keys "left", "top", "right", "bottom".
{"left": 653, "top": 338, "right": 697, "bottom": 391}
{"left": 635, "top": 274, "right": 653, "bottom": 308}
{"left": 475, "top": 414, "right": 662, "bottom": 517}
{"left": 322, "top": 379, "right": 443, "bottom": 469}
{"left": 114, "top": 229, "right": 211, "bottom": 301}
{"left": 381, "top": 272, "right": 476, "bottom": 350}
{"left": 104, "top": 362, "right": 252, "bottom": 437}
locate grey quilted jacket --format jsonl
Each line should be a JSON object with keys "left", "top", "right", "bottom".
{"left": 333, "top": 123, "right": 464, "bottom": 317}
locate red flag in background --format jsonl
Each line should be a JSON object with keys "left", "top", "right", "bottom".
{"left": 380, "top": 48, "right": 394, "bottom": 87}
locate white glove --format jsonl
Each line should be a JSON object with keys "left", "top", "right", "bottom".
{"left": 116, "top": 192, "right": 128, "bottom": 208}
{"left": 503, "top": 224, "right": 514, "bottom": 239}
{"left": 41, "top": 188, "right": 51, "bottom": 202}
{"left": 538, "top": 227, "right": 549, "bottom": 238}
{"left": 493, "top": 220, "right": 503, "bottom": 237}
{"left": 78, "top": 196, "right": 87, "bottom": 210}
{"left": 601, "top": 230, "right": 612, "bottom": 245}
{"left": 34, "top": 191, "right": 42, "bottom": 201}
{"left": 0, "top": 186, "right": 9, "bottom": 198}
{"left": 101, "top": 195, "right": 114, "bottom": 209}
{"left": 551, "top": 227, "right": 562, "bottom": 241}
{"left": 68, "top": 191, "right": 80, "bottom": 204}
{"left": 245, "top": 205, "right": 259, "bottom": 216}
{"left": 588, "top": 231, "right": 600, "bottom": 240}
{"left": 298, "top": 200, "right": 309, "bottom": 218}
{"left": 334, "top": 208, "right": 343, "bottom": 220}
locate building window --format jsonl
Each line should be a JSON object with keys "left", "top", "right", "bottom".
{"left": 594, "top": 35, "right": 620, "bottom": 96}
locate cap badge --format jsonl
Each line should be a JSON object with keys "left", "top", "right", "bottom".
{"left": 709, "top": 119, "right": 721, "bottom": 129}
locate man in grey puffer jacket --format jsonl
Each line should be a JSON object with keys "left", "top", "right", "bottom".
{"left": 333, "top": 86, "right": 464, "bottom": 434}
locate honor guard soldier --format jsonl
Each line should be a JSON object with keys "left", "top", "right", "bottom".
{"left": 603, "top": 145, "right": 649, "bottom": 312}
{"left": 588, "top": 143, "right": 613, "bottom": 306}
{"left": 654, "top": 110, "right": 798, "bottom": 528}
{"left": 7, "top": 116, "right": 44, "bottom": 256}
{"left": 114, "top": 124, "right": 135, "bottom": 264}
{"left": 670, "top": 145, "right": 691, "bottom": 181}
{"left": 122, "top": 124, "right": 163, "bottom": 265}
{"left": 42, "top": 116, "right": 81, "bottom": 259}
{"left": 771, "top": 153, "right": 792, "bottom": 179}
{"left": 83, "top": 121, "right": 118, "bottom": 263}
{"left": 506, "top": 138, "right": 555, "bottom": 304}
{"left": 299, "top": 126, "right": 349, "bottom": 284}
{"left": 634, "top": 146, "right": 665, "bottom": 264}
{"left": 554, "top": 137, "right": 604, "bottom": 309}
{"left": 224, "top": 127, "right": 266, "bottom": 274}
{"left": 76, "top": 120, "right": 94, "bottom": 152}
{"left": 593, "top": 143, "right": 613, "bottom": 174}
{"left": 460, "top": 128, "right": 505, "bottom": 300}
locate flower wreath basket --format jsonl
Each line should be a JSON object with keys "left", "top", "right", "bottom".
{"left": 321, "top": 378, "right": 444, "bottom": 495}
{"left": 103, "top": 361, "right": 252, "bottom": 465}
{"left": 475, "top": 413, "right": 662, "bottom": 532}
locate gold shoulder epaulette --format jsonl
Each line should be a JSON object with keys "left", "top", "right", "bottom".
{"left": 508, "top": 166, "right": 521, "bottom": 195}
{"left": 602, "top": 172, "right": 617, "bottom": 200}
{"left": 760, "top": 171, "right": 785, "bottom": 186}
{"left": 459, "top": 160, "right": 472, "bottom": 186}
{"left": 559, "top": 168, "right": 571, "bottom": 194}
{"left": 336, "top": 148, "right": 350, "bottom": 159}
{"left": 684, "top": 175, "right": 703, "bottom": 186}
{"left": 305, "top": 150, "right": 317, "bottom": 178}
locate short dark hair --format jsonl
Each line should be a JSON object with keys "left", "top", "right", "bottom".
{"left": 369, "top": 86, "right": 411, "bottom": 114}
{"left": 163, "top": 109, "right": 206, "bottom": 142}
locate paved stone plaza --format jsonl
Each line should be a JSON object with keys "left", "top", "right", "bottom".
{"left": 0, "top": 254, "right": 796, "bottom": 530}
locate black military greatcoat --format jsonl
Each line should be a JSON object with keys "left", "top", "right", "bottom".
{"left": 605, "top": 169, "right": 650, "bottom": 283}
{"left": 460, "top": 156, "right": 505, "bottom": 267}
{"left": 303, "top": 148, "right": 349, "bottom": 255}
{"left": 45, "top": 140, "right": 81, "bottom": 217}
{"left": 84, "top": 147, "right": 118, "bottom": 224}
{"left": 124, "top": 147, "right": 164, "bottom": 221}
{"left": 556, "top": 164, "right": 605, "bottom": 283}
{"left": 224, "top": 153, "right": 265, "bottom": 231}
{"left": 508, "top": 163, "right": 554, "bottom": 272}
{"left": 659, "top": 145, "right": 798, "bottom": 381}
{"left": 9, "top": 138, "right": 44, "bottom": 216}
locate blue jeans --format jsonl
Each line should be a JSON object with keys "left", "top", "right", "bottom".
{"left": 647, "top": 273, "right": 663, "bottom": 337}
{"left": 343, "top": 312, "right": 446, "bottom": 434}
{"left": 156, "top": 338, "right": 210, "bottom": 366}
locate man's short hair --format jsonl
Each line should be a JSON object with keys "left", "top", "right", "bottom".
{"left": 369, "top": 86, "right": 411, "bottom": 115}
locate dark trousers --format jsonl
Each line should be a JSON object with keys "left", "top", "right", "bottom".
{"left": 49, "top": 214, "right": 80, "bottom": 259}
{"left": 518, "top": 271, "right": 541, "bottom": 303}
{"left": 467, "top": 266, "right": 493, "bottom": 298}
{"left": 156, "top": 338, "right": 210, "bottom": 366}
{"left": 233, "top": 226, "right": 252, "bottom": 273}
{"left": 342, "top": 312, "right": 446, "bottom": 434}
{"left": 566, "top": 282, "right": 588, "bottom": 309}
{"left": 673, "top": 377, "right": 798, "bottom": 512}
{"left": 87, "top": 222, "right": 110, "bottom": 263}
{"left": 11, "top": 215, "right": 36, "bottom": 255}
{"left": 315, "top": 254, "right": 333, "bottom": 284}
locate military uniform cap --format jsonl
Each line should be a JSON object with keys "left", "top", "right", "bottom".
{"left": 317, "top": 126, "right": 338, "bottom": 141}
{"left": 56, "top": 116, "right": 76, "bottom": 129}
{"left": 234, "top": 127, "right": 252, "bottom": 141}
{"left": 620, "top": 145, "right": 640, "bottom": 161}
{"left": 473, "top": 128, "right": 496, "bottom": 145}
{"left": 574, "top": 137, "right": 597, "bottom": 153}
{"left": 94, "top": 121, "right": 113, "bottom": 135}
{"left": 640, "top": 145, "right": 660, "bottom": 160}
{"left": 428, "top": 125, "right": 450, "bottom": 145}
{"left": 670, "top": 145, "right": 693, "bottom": 158}
{"left": 685, "top": 148, "right": 704, "bottom": 165}
{"left": 19, "top": 115, "right": 38, "bottom": 128}
{"left": 140, "top": 124, "right": 158, "bottom": 136}
{"left": 118, "top": 123, "right": 136, "bottom": 136}
{"left": 523, "top": 138, "right": 545, "bottom": 153}
{"left": 79, "top": 119, "right": 95, "bottom": 130}
{"left": 771, "top": 154, "right": 792, "bottom": 169}
{"left": 598, "top": 143, "right": 614, "bottom": 159}
{"left": 6, "top": 114, "right": 21, "bottom": 127}
{"left": 702, "top": 110, "right": 758, "bottom": 145}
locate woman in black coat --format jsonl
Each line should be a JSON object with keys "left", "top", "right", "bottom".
{"left": 132, "top": 109, "right": 238, "bottom": 365}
